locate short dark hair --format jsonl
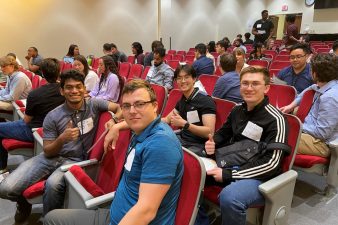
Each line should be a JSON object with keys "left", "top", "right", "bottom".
{"left": 195, "top": 43, "right": 207, "bottom": 55}
{"left": 7, "top": 53, "right": 16, "bottom": 59}
{"left": 103, "top": 43, "right": 112, "bottom": 51}
{"left": 111, "top": 43, "right": 117, "bottom": 49}
{"left": 286, "top": 14, "right": 296, "bottom": 23}
{"left": 29, "top": 47, "right": 38, "bottom": 53}
{"left": 60, "top": 69, "right": 85, "bottom": 89}
{"left": 240, "top": 66, "right": 270, "bottom": 85}
{"left": 40, "top": 58, "right": 60, "bottom": 83}
{"left": 74, "top": 55, "right": 89, "bottom": 76}
{"left": 220, "top": 53, "right": 237, "bottom": 73}
{"left": 153, "top": 47, "right": 166, "bottom": 58}
{"left": 332, "top": 40, "right": 338, "bottom": 52}
{"left": 132, "top": 42, "right": 144, "bottom": 55}
{"left": 174, "top": 64, "right": 197, "bottom": 79}
{"left": 311, "top": 53, "right": 338, "bottom": 83}
{"left": 261, "top": 10, "right": 268, "bottom": 15}
{"left": 216, "top": 40, "right": 228, "bottom": 50}
{"left": 151, "top": 40, "right": 164, "bottom": 52}
{"left": 122, "top": 79, "right": 157, "bottom": 102}
{"left": 290, "top": 43, "right": 311, "bottom": 55}
{"left": 244, "top": 32, "right": 251, "bottom": 39}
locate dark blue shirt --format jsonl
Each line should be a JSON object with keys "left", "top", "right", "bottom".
{"left": 192, "top": 55, "right": 214, "bottom": 77}
{"left": 277, "top": 63, "right": 313, "bottom": 94}
{"left": 212, "top": 71, "right": 242, "bottom": 103}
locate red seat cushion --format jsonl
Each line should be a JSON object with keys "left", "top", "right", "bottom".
{"left": 2, "top": 139, "right": 34, "bottom": 151}
{"left": 294, "top": 154, "right": 329, "bottom": 168}
{"left": 23, "top": 180, "right": 46, "bottom": 199}
{"left": 204, "top": 185, "right": 222, "bottom": 205}
{"left": 69, "top": 165, "right": 105, "bottom": 197}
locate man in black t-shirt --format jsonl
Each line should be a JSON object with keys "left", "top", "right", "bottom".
{"left": 0, "top": 58, "right": 65, "bottom": 174}
{"left": 252, "top": 10, "right": 274, "bottom": 46}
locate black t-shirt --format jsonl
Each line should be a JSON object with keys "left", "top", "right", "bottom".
{"left": 253, "top": 19, "right": 274, "bottom": 44}
{"left": 25, "top": 83, "right": 65, "bottom": 128}
{"left": 175, "top": 90, "right": 216, "bottom": 144}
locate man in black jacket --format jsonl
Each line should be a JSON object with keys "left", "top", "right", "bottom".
{"left": 204, "top": 66, "right": 289, "bottom": 225}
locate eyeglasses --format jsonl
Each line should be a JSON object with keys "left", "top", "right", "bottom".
{"left": 240, "top": 81, "right": 265, "bottom": 89}
{"left": 176, "top": 75, "right": 192, "bottom": 82}
{"left": 289, "top": 55, "right": 306, "bottom": 60}
{"left": 121, "top": 100, "right": 154, "bottom": 111}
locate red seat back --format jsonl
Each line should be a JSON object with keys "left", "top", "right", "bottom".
{"left": 119, "top": 62, "right": 131, "bottom": 78}
{"left": 296, "top": 89, "right": 315, "bottom": 123}
{"left": 199, "top": 74, "right": 219, "bottom": 96}
{"left": 128, "top": 64, "right": 144, "bottom": 79}
{"left": 168, "top": 50, "right": 176, "bottom": 55}
{"left": 31, "top": 75, "right": 41, "bottom": 90}
{"left": 91, "top": 58, "right": 100, "bottom": 70}
{"left": 275, "top": 55, "right": 290, "bottom": 61}
{"left": 127, "top": 55, "right": 135, "bottom": 64}
{"left": 167, "top": 60, "right": 180, "bottom": 70}
{"left": 266, "top": 84, "right": 297, "bottom": 108}
{"left": 151, "top": 84, "right": 168, "bottom": 115}
{"left": 40, "top": 78, "right": 48, "bottom": 87}
{"left": 162, "top": 89, "right": 182, "bottom": 117}
{"left": 176, "top": 50, "right": 186, "bottom": 56}
{"left": 213, "top": 97, "right": 236, "bottom": 131}
{"left": 141, "top": 66, "right": 151, "bottom": 80}
{"left": 173, "top": 54, "right": 185, "bottom": 62}
{"left": 62, "top": 63, "right": 73, "bottom": 72}
{"left": 175, "top": 148, "right": 205, "bottom": 225}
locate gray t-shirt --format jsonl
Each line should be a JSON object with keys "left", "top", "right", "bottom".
{"left": 43, "top": 98, "right": 108, "bottom": 161}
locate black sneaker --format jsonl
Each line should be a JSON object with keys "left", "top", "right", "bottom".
{"left": 14, "top": 198, "right": 32, "bottom": 223}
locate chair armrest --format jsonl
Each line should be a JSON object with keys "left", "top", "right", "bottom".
{"left": 327, "top": 140, "right": 338, "bottom": 188}
{"left": 258, "top": 170, "right": 298, "bottom": 225}
{"left": 85, "top": 192, "right": 115, "bottom": 209}
{"left": 60, "top": 159, "right": 98, "bottom": 172}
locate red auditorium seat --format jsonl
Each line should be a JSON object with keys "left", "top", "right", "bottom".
{"left": 141, "top": 66, "right": 151, "bottom": 80}
{"left": 167, "top": 60, "right": 180, "bottom": 70}
{"left": 150, "top": 84, "right": 168, "bottom": 115}
{"left": 198, "top": 74, "right": 219, "bottom": 96}
{"left": 266, "top": 84, "right": 297, "bottom": 108}
{"left": 118, "top": 62, "right": 131, "bottom": 78}
{"left": 127, "top": 64, "right": 143, "bottom": 79}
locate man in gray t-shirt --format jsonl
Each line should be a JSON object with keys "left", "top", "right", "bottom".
{"left": 0, "top": 70, "right": 122, "bottom": 223}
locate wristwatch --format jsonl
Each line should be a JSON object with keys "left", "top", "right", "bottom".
{"left": 183, "top": 122, "right": 190, "bottom": 130}
{"left": 112, "top": 115, "right": 119, "bottom": 124}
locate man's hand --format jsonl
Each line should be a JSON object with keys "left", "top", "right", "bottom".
{"left": 104, "top": 125, "right": 120, "bottom": 153}
{"left": 207, "top": 167, "right": 223, "bottom": 182}
{"left": 25, "top": 55, "right": 31, "bottom": 61}
{"left": 105, "top": 119, "right": 115, "bottom": 130}
{"left": 280, "top": 104, "right": 295, "bottom": 113}
{"left": 170, "top": 111, "right": 186, "bottom": 128}
{"left": 205, "top": 134, "right": 215, "bottom": 155}
{"left": 60, "top": 120, "right": 80, "bottom": 142}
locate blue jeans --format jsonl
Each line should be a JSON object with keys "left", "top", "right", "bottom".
{"left": 219, "top": 179, "right": 264, "bottom": 225}
{"left": 0, "top": 153, "right": 76, "bottom": 215}
{"left": 0, "top": 120, "right": 34, "bottom": 169}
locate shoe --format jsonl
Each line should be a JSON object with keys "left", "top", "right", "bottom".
{"left": 14, "top": 198, "right": 32, "bottom": 223}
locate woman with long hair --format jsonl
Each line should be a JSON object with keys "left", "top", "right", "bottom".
{"left": 73, "top": 55, "right": 99, "bottom": 92}
{"left": 89, "top": 55, "right": 124, "bottom": 102}
{"left": 131, "top": 42, "right": 145, "bottom": 65}
{"left": 63, "top": 44, "right": 80, "bottom": 64}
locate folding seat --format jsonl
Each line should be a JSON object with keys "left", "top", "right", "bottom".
{"left": 188, "top": 48, "right": 195, "bottom": 52}
{"left": 173, "top": 54, "right": 185, "bottom": 62}
{"left": 19, "top": 68, "right": 34, "bottom": 81}
{"left": 62, "top": 63, "right": 73, "bottom": 72}
{"left": 59, "top": 61, "right": 65, "bottom": 72}
{"left": 162, "top": 89, "right": 182, "bottom": 117}
{"left": 186, "top": 51, "right": 195, "bottom": 56}
{"left": 167, "top": 60, "right": 180, "bottom": 70}
{"left": 315, "top": 48, "right": 330, "bottom": 54}
{"left": 140, "top": 66, "right": 150, "bottom": 80}
{"left": 63, "top": 129, "right": 131, "bottom": 209}
{"left": 168, "top": 50, "right": 176, "bottom": 55}
{"left": 39, "top": 78, "right": 48, "bottom": 86}
{"left": 244, "top": 44, "right": 253, "bottom": 48}
{"left": 212, "top": 97, "right": 236, "bottom": 130}
{"left": 248, "top": 59, "right": 269, "bottom": 68}
{"left": 275, "top": 55, "right": 290, "bottom": 61}
{"left": 214, "top": 66, "right": 222, "bottom": 76}
{"left": 204, "top": 114, "right": 301, "bottom": 225}
{"left": 210, "top": 52, "right": 219, "bottom": 59}
{"left": 269, "top": 61, "right": 291, "bottom": 77}
{"left": 185, "top": 55, "right": 195, "bottom": 64}
{"left": 23, "top": 112, "right": 113, "bottom": 204}
{"left": 31, "top": 74, "right": 41, "bottom": 90}
{"left": 266, "top": 84, "right": 297, "bottom": 108}
{"left": 118, "top": 62, "right": 131, "bottom": 78}
{"left": 293, "top": 90, "right": 338, "bottom": 196}
{"left": 164, "top": 54, "right": 173, "bottom": 61}
{"left": 175, "top": 147, "right": 206, "bottom": 225}
{"left": 127, "top": 64, "right": 143, "bottom": 79}
{"left": 127, "top": 55, "right": 135, "bottom": 64}
{"left": 91, "top": 58, "right": 100, "bottom": 70}
{"left": 263, "top": 50, "right": 277, "bottom": 60}
{"left": 198, "top": 74, "right": 219, "bottom": 96}
{"left": 177, "top": 50, "right": 186, "bottom": 56}
{"left": 278, "top": 50, "right": 290, "bottom": 55}
{"left": 150, "top": 84, "right": 168, "bottom": 116}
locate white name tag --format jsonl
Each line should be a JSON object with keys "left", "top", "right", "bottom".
{"left": 241, "top": 121, "right": 263, "bottom": 141}
{"left": 258, "top": 30, "right": 266, "bottom": 34}
{"left": 124, "top": 148, "right": 135, "bottom": 171}
{"left": 77, "top": 117, "right": 94, "bottom": 135}
{"left": 187, "top": 110, "right": 200, "bottom": 124}
{"left": 257, "top": 24, "right": 262, "bottom": 28}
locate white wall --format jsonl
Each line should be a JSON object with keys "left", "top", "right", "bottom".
{"left": 266, "top": 0, "right": 338, "bottom": 34}
{"left": 0, "top": 0, "right": 157, "bottom": 62}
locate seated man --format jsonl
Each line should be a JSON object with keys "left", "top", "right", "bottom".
{"left": 192, "top": 43, "right": 214, "bottom": 77}
{"left": 330, "top": 40, "right": 338, "bottom": 56}
{"left": 0, "top": 56, "right": 32, "bottom": 111}
{"left": 44, "top": 79, "right": 183, "bottom": 225}
{"left": 276, "top": 43, "right": 313, "bottom": 93}
{"left": 162, "top": 65, "right": 216, "bottom": 156}
{"left": 111, "top": 43, "right": 128, "bottom": 63}
{"left": 0, "top": 70, "right": 122, "bottom": 223}
{"left": 25, "top": 47, "right": 43, "bottom": 76}
{"left": 215, "top": 40, "right": 228, "bottom": 67}
{"left": 144, "top": 40, "right": 164, "bottom": 66}
{"left": 281, "top": 53, "right": 338, "bottom": 157}
{"left": 0, "top": 58, "right": 65, "bottom": 174}
{"left": 243, "top": 32, "right": 254, "bottom": 45}
{"left": 145, "top": 47, "right": 174, "bottom": 90}
{"left": 212, "top": 53, "right": 242, "bottom": 103}
{"left": 203, "top": 66, "right": 289, "bottom": 225}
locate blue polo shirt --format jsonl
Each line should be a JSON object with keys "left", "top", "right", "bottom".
{"left": 212, "top": 71, "right": 242, "bottom": 103}
{"left": 110, "top": 117, "right": 183, "bottom": 225}
{"left": 277, "top": 63, "right": 313, "bottom": 93}
{"left": 192, "top": 55, "right": 214, "bottom": 77}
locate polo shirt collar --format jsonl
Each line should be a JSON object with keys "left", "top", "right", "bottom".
{"left": 62, "top": 99, "right": 87, "bottom": 116}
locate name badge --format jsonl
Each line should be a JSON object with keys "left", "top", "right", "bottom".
{"left": 257, "top": 24, "right": 262, "bottom": 28}
{"left": 187, "top": 110, "right": 200, "bottom": 124}
{"left": 77, "top": 117, "right": 94, "bottom": 135}
{"left": 124, "top": 148, "right": 135, "bottom": 171}
{"left": 241, "top": 121, "right": 263, "bottom": 141}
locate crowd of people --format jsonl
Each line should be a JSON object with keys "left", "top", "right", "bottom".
{"left": 0, "top": 8, "right": 338, "bottom": 225}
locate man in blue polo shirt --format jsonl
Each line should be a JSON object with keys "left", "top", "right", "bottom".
{"left": 192, "top": 43, "right": 214, "bottom": 77}
{"left": 277, "top": 43, "right": 313, "bottom": 93}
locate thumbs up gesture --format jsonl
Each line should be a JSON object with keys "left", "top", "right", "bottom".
{"left": 205, "top": 134, "right": 215, "bottom": 155}
{"left": 170, "top": 110, "right": 185, "bottom": 128}
{"left": 61, "top": 120, "right": 80, "bottom": 142}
